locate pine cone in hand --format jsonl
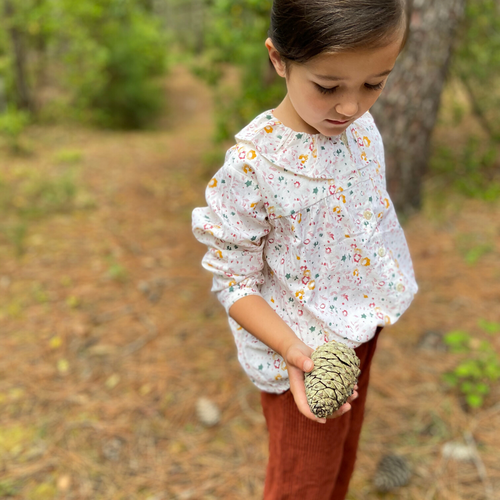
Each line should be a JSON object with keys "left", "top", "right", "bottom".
{"left": 304, "top": 341, "right": 361, "bottom": 418}
{"left": 373, "top": 454, "right": 411, "bottom": 492}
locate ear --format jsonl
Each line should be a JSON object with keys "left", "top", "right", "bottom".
{"left": 265, "top": 38, "right": 287, "bottom": 78}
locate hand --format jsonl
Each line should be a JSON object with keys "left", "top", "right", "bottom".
{"left": 326, "top": 385, "right": 359, "bottom": 419}
{"left": 283, "top": 340, "right": 359, "bottom": 424}
{"left": 282, "top": 341, "right": 327, "bottom": 423}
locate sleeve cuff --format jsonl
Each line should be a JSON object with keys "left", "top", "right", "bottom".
{"left": 216, "top": 284, "right": 263, "bottom": 314}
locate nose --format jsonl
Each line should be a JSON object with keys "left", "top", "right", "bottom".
{"left": 335, "top": 95, "right": 358, "bottom": 118}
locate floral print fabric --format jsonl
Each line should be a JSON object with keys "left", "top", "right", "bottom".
{"left": 192, "top": 110, "right": 418, "bottom": 393}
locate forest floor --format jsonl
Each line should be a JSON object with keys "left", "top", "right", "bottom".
{"left": 0, "top": 66, "right": 499, "bottom": 500}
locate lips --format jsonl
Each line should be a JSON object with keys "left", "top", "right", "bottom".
{"left": 326, "top": 119, "right": 349, "bottom": 125}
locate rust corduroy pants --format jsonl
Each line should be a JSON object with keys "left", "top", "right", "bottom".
{"left": 260, "top": 330, "right": 381, "bottom": 500}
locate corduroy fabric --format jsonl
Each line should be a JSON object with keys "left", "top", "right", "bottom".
{"left": 261, "top": 329, "right": 381, "bottom": 500}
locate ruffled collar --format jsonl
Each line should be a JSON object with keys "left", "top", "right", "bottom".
{"left": 234, "top": 110, "right": 371, "bottom": 177}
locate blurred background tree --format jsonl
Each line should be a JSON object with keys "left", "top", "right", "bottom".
{"left": 371, "top": 0, "right": 467, "bottom": 216}
{"left": 0, "top": 0, "right": 168, "bottom": 135}
{"left": 190, "top": 0, "right": 285, "bottom": 143}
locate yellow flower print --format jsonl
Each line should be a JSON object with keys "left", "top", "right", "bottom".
{"left": 363, "top": 136, "right": 371, "bottom": 147}
{"left": 264, "top": 125, "right": 273, "bottom": 133}
{"left": 333, "top": 206, "right": 341, "bottom": 214}
{"left": 353, "top": 269, "right": 359, "bottom": 276}
{"left": 208, "top": 178, "right": 217, "bottom": 188}
{"left": 361, "top": 257, "right": 371, "bottom": 266}
{"left": 299, "top": 154, "right": 309, "bottom": 164}
{"left": 243, "top": 164, "right": 254, "bottom": 174}
{"left": 246, "top": 150, "right": 257, "bottom": 160}
{"left": 303, "top": 269, "right": 311, "bottom": 278}
{"left": 360, "top": 152, "right": 367, "bottom": 161}
{"left": 295, "top": 289, "right": 305, "bottom": 300}
{"left": 384, "top": 316, "right": 392, "bottom": 325}
{"left": 307, "top": 280, "right": 315, "bottom": 290}
{"left": 228, "top": 280, "right": 236, "bottom": 287}
{"left": 384, "top": 198, "right": 390, "bottom": 208}
{"left": 275, "top": 374, "right": 282, "bottom": 381}
{"left": 215, "top": 250, "right": 223, "bottom": 259}
{"left": 312, "top": 148, "right": 317, "bottom": 158}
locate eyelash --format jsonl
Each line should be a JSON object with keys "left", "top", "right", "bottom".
{"left": 315, "top": 82, "right": 385, "bottom": 94}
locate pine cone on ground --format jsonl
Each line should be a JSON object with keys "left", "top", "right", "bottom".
{"left": 373, "top": 454, "right": 411, "bottom": 492}
{"left": 196, "top": 397, "right": 221, "bottom": 427}
{"left": 304, "top": 342, "right": 361, "bottom": 418}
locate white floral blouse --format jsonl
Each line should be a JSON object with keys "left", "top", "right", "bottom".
{"left": 192, "top": 110, "right": 418, "bottom": 393}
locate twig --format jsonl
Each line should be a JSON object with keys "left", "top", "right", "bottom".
{"left": 91, "top": 305, "right": 134, "bottom": 325}
{"left": 459, "top": 74, "right": 496, "bottom": 139}
{"left": 121, "top": 315, "right": 158, "bottom": 357}
{"left": 424, "top": 454, "right": 447, "bottom": 500}
{"left": 463, "top": 430, "right": 494, "bottom": 500}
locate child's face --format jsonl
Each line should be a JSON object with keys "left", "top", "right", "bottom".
{"left": 267, "top": 36, "right": 403, "bottom": 136}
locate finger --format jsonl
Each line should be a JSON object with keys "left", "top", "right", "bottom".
{"left": 289, "top": 368, "right": 326, "bottom": 424}
{"left": 347, "top": 389, "right": 359, "bottom": 403}
{"left": 286, "top": 346, "right": 314, "bottom": 372}
{"left": 326, "top": 402, "right": 351, "bottom": 419}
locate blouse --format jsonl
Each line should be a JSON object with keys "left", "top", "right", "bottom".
{"left": 192, "top": 110, "right": 418, "bottom": 393}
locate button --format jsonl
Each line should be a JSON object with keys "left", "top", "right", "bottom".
{"left": 363, "top": 209, "right": 372, "bottom": 220}
{"left": 378, "top": 247, "right": 386, "bottom": 257}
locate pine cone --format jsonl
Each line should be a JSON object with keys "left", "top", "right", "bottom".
{"left": 196, "top": 397, "right": 221, "bottom": 427}
{"left": 304, "top": 342, "right": 361, "bottom": 418}
{"left": 373, "top": 454, "right": 411, "bottom": 492}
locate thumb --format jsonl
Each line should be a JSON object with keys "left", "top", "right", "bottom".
{"left": 286, "top": 345, "right": 314, "bottom": 372}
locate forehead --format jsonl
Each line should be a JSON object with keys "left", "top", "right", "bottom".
{"left": 302, "top": 37, "right": 404, "bottom": 81}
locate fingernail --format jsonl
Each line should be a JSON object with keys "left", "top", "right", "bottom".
{"left": 304, "top": 360, "right": 313, "bottom": 371}
{"left": 317, "top": 418, "right": 326, "bottom": 424}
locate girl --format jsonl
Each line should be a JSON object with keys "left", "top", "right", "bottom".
{"left": 192, "top": 1, "right": 417, "bottom": 498}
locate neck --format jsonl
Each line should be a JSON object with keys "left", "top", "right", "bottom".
{"left": 273, "top": 95, "right": 319, "bottom": 134}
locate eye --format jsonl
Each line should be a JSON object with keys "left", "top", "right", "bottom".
{"left": 315, "top": 83, "right": 339, "bottom": 95}
{"left": 365, "top": 81, "right": 385, "bottom": 91}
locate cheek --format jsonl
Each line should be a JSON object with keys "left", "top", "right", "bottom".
{"left": 363, "top": 92, "right": 383, "bottom": 111}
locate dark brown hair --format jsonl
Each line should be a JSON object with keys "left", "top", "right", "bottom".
{"left": 269, "top": 0, "right": 408, "bottom": 63}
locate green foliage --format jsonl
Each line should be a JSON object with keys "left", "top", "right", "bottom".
{"left": 60, "top": 0, "right": 168, "bottom": 129}
{"left": 478, "top": 318, "right": 500, "bottom": 335}
{"left": 443, "top": 327, "right": 500, "bottom": 409}
{"left": 443, "top": 330, "right": 471, "bottom": 353}
{"left": 0, "top": 107, "right": 30, "bottom": 153}
{"left": 0, "top": 479, "right": 19, "bottom": 497}
{"left": 430, "top": 1, "right": 500, "bottom": 200}
{"left": 455, "top": 231, "right": 494, "bottom": 265}
{"left": 0, "top": 0, "right": 168, "bottom": 129}
{"left": 452, "top": 0, "right": 500, "bottom": 140}
{"left": 194, "top": 0, "right": 285, "bottom": 141}
{"left": 430, "top": 136, "right": 500, "bottom": 201}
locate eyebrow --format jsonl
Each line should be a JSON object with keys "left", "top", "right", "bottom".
{"left": 313, "top": 69, "right": 394, "bottom": 81}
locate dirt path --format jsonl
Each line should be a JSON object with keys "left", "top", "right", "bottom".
{"left": 0, "top": 67, "right": 499, "bottom": 499}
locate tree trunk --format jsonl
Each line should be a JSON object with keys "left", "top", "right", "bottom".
{"left": 4, "top": 0, "right": 35, "bottom": 113}
{"left": 371, "top": 0, "right": 466, "bottom": 216}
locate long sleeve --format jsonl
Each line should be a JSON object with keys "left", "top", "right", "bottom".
{"left": 192, "top": 147, "right": 272, "bottom": 313}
